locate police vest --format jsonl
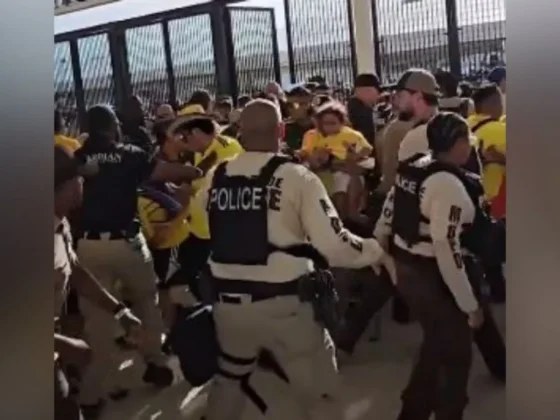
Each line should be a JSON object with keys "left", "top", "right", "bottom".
{"left": 208, "top": 155, "right": 328, "bottom": 268}
{"left": 392, "top": 154, "right": 501, "bottom": 261}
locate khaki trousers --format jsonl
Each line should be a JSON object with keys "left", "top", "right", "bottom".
{"left": 205, "top": 295, "right": 343, "bottom": 420}
{"left": 76, "top": 234, "right": 166, "bottom": 404}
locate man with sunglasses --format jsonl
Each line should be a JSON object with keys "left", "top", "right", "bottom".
{"left": 397, "top": 69, "right": 441, "bottom": 162}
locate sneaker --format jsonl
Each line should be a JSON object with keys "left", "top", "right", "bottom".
{"left": 142, "top": 363, "right": 174, "bottom": 388}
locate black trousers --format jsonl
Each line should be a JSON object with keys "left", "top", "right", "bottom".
{"left": 156, "top": 235, "right": 212, "bottom": 302}
{"left": 55, "top": 360, "right": 83, "bottom": 420}
{"left": 395, "top": 253, "right": 472, "bottom": 420}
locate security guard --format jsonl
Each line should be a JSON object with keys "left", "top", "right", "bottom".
{"left": 54, "top": 145, "right": 143, "bottom": 420}
{"left": 196, "top": 99, "right": 393, "bottom": 420}
{"left": 375, "top": 112, "right": 499, "bottom": 420}
{"left": 166, "top": 112, "right": 242, "bottom": 301}
{"left": 73, "top": 105, "right": 202, "bottom": 409}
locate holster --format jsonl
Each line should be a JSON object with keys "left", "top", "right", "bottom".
{"left": 298, "top": 270, "right": 341, "bottom": 333}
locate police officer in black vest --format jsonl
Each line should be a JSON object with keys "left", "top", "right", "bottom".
{"left": 73, "top": 104, "right": 202, "bottom": 411}
{"left": 375, "top": 112, "right": 504, "bottom": 420}
{"left": 194, "top": 99, "right": 395, "bottom": 420}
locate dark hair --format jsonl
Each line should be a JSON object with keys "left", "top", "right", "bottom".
{"left": 54, "top": 109, "right": 64, "bottom": 134}
{"left": 304, "top": 82, "right": 319, "bottom": 92}
{"left": 179, "top": 118, "right": 216, "bottom": 136}
{"left": 286, "top": 86, "right": 312, "bottom": 98}
{"left": 188, "top": 89, "right": 213, "bottom": 111}
{"left": 459, "top": 82, "right": 473, "bottom": 98}
{"left": 237, "top": 95, "right": 252, "bottom": 108}
{"left": 426, "top": 112, "right": 469, "bottom": 153}
{"left": 434, "top": 70, "right": 458, "bottom": 98}
{"left": 472, "top": 83, "right": 501, "bottom": 111}
{"left": 316, "top": 83, "right": 331, "bottom": 91}
{"left": 87, "top": 104, "right": 119, "bottom": 137}
{"left": 314, "top": 95, "right": 333, "bottom": 108}
{"left": 152, "top": 119, "right": 174, "bottom": 145}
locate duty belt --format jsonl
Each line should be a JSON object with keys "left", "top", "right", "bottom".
{"left": 214, "top": 277, "right": 301, "bottom": 304}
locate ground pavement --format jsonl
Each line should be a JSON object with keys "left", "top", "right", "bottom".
{"left": 101, "top": 305, "right": 505, "bottom": 420}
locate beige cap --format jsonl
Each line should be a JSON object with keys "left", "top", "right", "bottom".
{"left": 396, "top": 69, "right": 440, "bottom": 96}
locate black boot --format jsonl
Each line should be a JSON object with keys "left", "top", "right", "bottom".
{"left": 142, "top": 363, "right": 174, "bottom": 388}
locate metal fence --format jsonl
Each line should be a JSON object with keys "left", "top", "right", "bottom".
{"left": 54, "top": 3, "right": 281, "bottom": 132}
{"left": 283, "top": 0, "right": 506, "bottom": 86}
{"left": 284, "top": 0, "right": 356, "bottom": 90}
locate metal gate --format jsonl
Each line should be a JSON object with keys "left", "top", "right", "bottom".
{"left": 228, "top": 7, "right": 281, "bottom": 97}
{"left": 456, "top": 0, "right": 506, "bottom": 81}
{"left": 374, "top": 0, "right": 450, "bottom": 84}
{"left": 53, "top": 2, "right": 281, "bottom": 132}
{"left": 283, "top": 0, "right": 357, "bottom": 89}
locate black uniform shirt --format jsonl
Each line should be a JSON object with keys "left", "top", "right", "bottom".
{"left": 75, "top": 141, "right": 157, "bottom": 232}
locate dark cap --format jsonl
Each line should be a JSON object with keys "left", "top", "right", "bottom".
{"left": 87, "top": 104, "right": 119, "bottom": 133}
{"left": 426, "top": 112, "right": 469, "bottom": 153}
{"left": 396, "top": 69, "right": 439, "bottom": 96}
{"left": 55, "top": 145, "right": 97, "bottom": 191}
{"left": 354, "top": 73, "right": 381, "bottom": 90}
{"left": 487, "top": 66, "right": 506, "bottom": 84}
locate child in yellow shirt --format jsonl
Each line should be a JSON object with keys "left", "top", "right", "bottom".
{"left": 299, "top": 101, "right": 374, "bottom": 217}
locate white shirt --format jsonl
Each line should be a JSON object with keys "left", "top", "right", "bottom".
{"left": 398, "top": 123, "right": 429, "bottom": 161}
{"left": 195, "top": 151, "right": 385, "bottom": 283}
{"left": 374, "top": 170, "right": 479, "bottom": 314}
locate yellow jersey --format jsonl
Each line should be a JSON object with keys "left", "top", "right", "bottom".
{"left": 188, "top": 135, "right": 243, "bottom": 239}
{"left": 137, "top": 188, "right": 190, "bottom": 250}
{"left": 55, "top": 134, "right": 81, "bottom": 153}
{"left": 300, "top": 126, "right": 372, "bottom": 161}
{"left": 468, "top": 114, "right": 506, "bottom": 200}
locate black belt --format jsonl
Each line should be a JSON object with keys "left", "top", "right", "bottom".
{"left": 215, "top": 278, "right": 301, "bottom": 304}
{"left": 79, "top": 231, "right": 128, "bottom": 240}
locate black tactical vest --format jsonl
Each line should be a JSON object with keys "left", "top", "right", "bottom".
{"left": 392, "top": 153, "right": 498, "bottom": 260}
{"left": 208, "top": 155, "right": 328, "bottom": 268}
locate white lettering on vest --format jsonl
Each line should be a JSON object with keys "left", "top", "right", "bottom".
{"left": 396, "top": 175, "right": 417, "bottom": 194}
{"left": 85, "top": 153, "right": 122, "bottom": 164}
{"left": 210, "top": 187, "right": 265, "bottom": 211}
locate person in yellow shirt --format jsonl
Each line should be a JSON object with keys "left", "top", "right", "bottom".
{"left": 167, "top": 113, "right": 243, "bottom": 300}
{"left": 299, "top": 101, "right": 374, "bottom": 220}
{"left": 468, "top": 83, "right": 507, "bottom": 304}
{"left": 137, "top": 117, "right": 195, "bottom": 330}
{"left": 467, "top": 84, "right": 506, "bottom": 201}
{"left": 55, "top": 109, "right": 81, "bottom": 153}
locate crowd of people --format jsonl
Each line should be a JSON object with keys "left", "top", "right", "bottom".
{"left": 54, "top": 64, "right": 507, "bottom": 420}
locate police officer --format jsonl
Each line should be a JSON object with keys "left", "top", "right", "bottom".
{"left": 73, "top": 105, "right": 202, "bottom": 411}
{"left": 195, "top": 99, "right": 394, "bottom": 420}
{"left": 375, "top": 112, "right": 498, "bottom": 420}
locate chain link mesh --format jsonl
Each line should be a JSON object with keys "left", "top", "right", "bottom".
{"left": 376, "top": 0, "right": 450, "bottom": 85}
{"left": 229, "top": 8, "right": 277, "bottom": 96}
{"left": 168, "top": 14, "right": 217, "bottom": 105}
{"left": 286, "top": 0, "right": 355, "bottom": 89}
{"left": 77, "top": 34, "right": 116, "bottom": 109}
{"left": 457, "top": 0, "right": 506, "bottom": 81}
{"left": 125, "top": 23, "right": 170, "bottom": 115}
{"left": 54, "top": 42, "right": 80, "bottom": 135}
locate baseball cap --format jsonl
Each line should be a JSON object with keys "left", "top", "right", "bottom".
{"left": 167, "top": 112, "right": 217, "bottom": 136}
{"left": 354, "top": 73, "right": 381, "bottom": 90}
{"left": 487, "top": 66, "right": 506, "bottom": 84}
{"left": 396, "top": 69, "right": 440, "bottom": 96}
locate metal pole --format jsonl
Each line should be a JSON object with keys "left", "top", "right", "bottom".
{"left": 445, "top": 0, "right": 462, "bottom": 78}
{"left": 210, "top": 3, "right": 237, "bottom": 98}
{"left": 371, "top": 0, "right": 382, "bottom": 77}
{"left": 161, "top": 21, "right": 178, "bottom": 106}
{"left": 68, "top": 39, "right": 87, "bottom": 131}
{"left": 282, "top": 0, "right": 296, "bottom": 84}
{"left": 269, "top": 9, "right": 283, "bottom": 85}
